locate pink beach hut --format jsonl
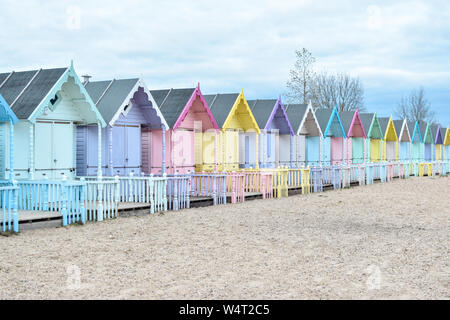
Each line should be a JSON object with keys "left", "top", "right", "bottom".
{"left": 148, "top": 85, "right": 219, "bottom": 174}
{"left": 339, "top": 110, "right": 367, "bottom": 164}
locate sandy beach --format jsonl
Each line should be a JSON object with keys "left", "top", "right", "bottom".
{"left": 1, "top": 176, "right": 449, "bottom": 300}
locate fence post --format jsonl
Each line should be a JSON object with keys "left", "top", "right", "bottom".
{"left": 128, "top": 172, "right": 134, "bottom": 202}
{"left": 43, "top": 176, "right": 49, "bottom": 211}
{"left": 97, "top": 175, "right": 104, "bottom": 222}
{"left": 149, "top": 174, "right": 155, "bottom": 214}
{"left": 12, "top": 180, "right": 19, "bottom": 233}
{"left": 173, "top": 177, "right": 179, "bottom": 211}
{"left": 80, "top": 178, "right": 86, "bottom": 224}
{"left": 61, "top": 175, "right": 68, "bottom": 226}
{"left": 162, "top": 173, "right": 168, "bottom": 212}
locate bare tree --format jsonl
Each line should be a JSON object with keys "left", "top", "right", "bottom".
{"left": 285, "top": 48, "right": 316, "bottom": 104}
{"left": 395, "top": 87, "right": 435, "bottom": 123}
{"left": 310, "top": 72, "right": 365, "bottom": 111}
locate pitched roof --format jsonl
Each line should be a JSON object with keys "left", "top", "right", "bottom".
{"left": 359, "top": 113, "right": 375, "bottom": 133}
{"left": 284, "top": 104, "right": 308, "bottom": 132}
{"left": 417, "top": 120, "right": 427, "bottom": 139}
{"left": 440, "top": 127, "right": 447, "bottom": 143}
{"left": 85, "top": 78, "right": 139, "bottom": 124}
{"left": 149, "top": 88, "right": 196, "bottom": 128}
{"left": 393, "top": 120, "right": 403, "bottom": 136}
{"left": 203, "top": 93, "right": 239, "bottom": 128}
{"left": 0, "top": 68, "right": 67, "bottom": 119}
{"left": 338, "top": 111, "right": 356, "bottom": 135}
{"left": 314, "top": 108, "right": 334, "bottom": 134}
{"left": 247, "top": 99, "right": 277, "bottom": 129}
{"left": 377, "top": 117, "right": 390, "bottom": 134}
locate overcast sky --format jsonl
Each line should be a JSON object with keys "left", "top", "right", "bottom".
{"left": 1, "top": 0, "right": 449, "bottom": 126}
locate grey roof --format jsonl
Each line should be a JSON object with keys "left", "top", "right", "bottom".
{"left": 418, "top": 120, "right": 428, "bottom": 139}
{"left": 0, "top": 68, "right": 67, "bottom": 119}
{"left": 440, "top": 127, "right": 447, "bottom": 141}
{"left": 203, "top": 93, "right": 239, "bottom": 128}
{"left": 314, "top": 109, "right": 334, "bottom": 134}
{"left": 338, "top": 111, "right": 356, "bottom": 134}
{"left": 378, "top": 117, "right": 390, "bottom": 134}
{"left": 150, "top": 88, "right": 195, "bottom": 128}
{"left": 407, "top": 121, "right": 417, "bottom": 138}
{"left": 430, "top": 124, "right": 439, "bottom": 140}
{"left": 284, "top": 104, "right": 307, "bottom": 131}
{"left": 247, "top": 99, "right": 277, "bottom": 129}
{"left": 150, "top": 89, "right": 171, "bottom": 107}
{"left": 359, "top": 113, "right": 375, "bottom": 133}
{"left": 85, "top": 78, "right": 139, "bottom": 124}
{"left": 392, "top": 120, "right": 404, "bottom": 137}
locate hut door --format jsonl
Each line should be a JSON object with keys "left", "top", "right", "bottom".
{"left": 297, "top": 135, "right": 306, "bottom": 166}
{"left": 352, "top": 138, "right": 364, "bottom": 164}
{"left": 112, "top": 126, "right": 126, "bottom": 176}
{"left": 331, "top": 137, "right": 343, "bottom": 164}
{"left": 194, "top": 121, "right": 203, "bottom": 169}
{"left": 125, "top": 125, "right": 141, "bottom": 175}
{"left": 400, "top": 142, "right": 409, "bottom": 161}
{"left": 35, "top": 121, "right": 73, "bottom": 180}
{"left": 306, "top": 136, "right": 320, "bottom": 166}
{"left": 202, "top": 130, "right": 215, "bottom": 170}
{"left": 424, "top": 144, "right": 432, "bottom": 161}
{"left": 370, "top": 139, "right": 381, "bottom": 162}
{"left": 53, "top": 122, "right": 74, "bottom": 179}
{"left": 322, "top": 137, "right": 330, "bottom": 166}
{"left": 386, "top": 141, "right": 395, "bottom": 161}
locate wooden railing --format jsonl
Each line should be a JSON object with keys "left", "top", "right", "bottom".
{"left": 0, "top": 182, "right": 19, "bottom": 233}
{"left": 82, "top": 177, "right": 120, "bottom": 221}
{"left": 15, "top": 178, "right": 87, "bottom": 226}
{"left": 225, "top": 172, "right": 245, "bottom": 203}
{"left": 190, "top": 173, "right": 227, "bottom": 205}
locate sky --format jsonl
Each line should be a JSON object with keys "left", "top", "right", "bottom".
{"left": 0, "top": 0, "right": 449, "bottom": 126}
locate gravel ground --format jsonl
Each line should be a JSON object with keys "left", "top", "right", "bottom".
{"left": 1, "top": 176, "right": 449, "bottom": 300}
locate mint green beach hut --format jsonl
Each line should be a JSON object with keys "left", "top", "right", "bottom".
{"left": 0, "top": 63, "right": 106, "bottom": 180}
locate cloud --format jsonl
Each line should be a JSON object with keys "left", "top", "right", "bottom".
{"left": 0, "top": 0, "right": 449, "bottom": 123}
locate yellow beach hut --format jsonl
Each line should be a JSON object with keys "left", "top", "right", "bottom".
{"left": 204, "top": 91, "right": 260, "bottom": 171}
{"left": 379, "top": 116, "right": 398, "bottom": 162}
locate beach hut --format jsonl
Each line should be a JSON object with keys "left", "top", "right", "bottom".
{"left": 77, "top": 78, "right": 168, "bottom": 176}
{"left": 430, "top": 124, "right": 444, "bottom": 161}
{"left": 0, "top": 63, "right": 106, "bottom": 180}
{"left": 444, "top": 128, "right": 450, "bottom": 160}
{"left": 150, "top": 85, "right": 219, "bottom": 174}
{"left": 204, "top": 91, "right": 260, "bottom": 170}
{"left": 359, "top": 113, "right": 383, "bottom": 163}
{"left": 418, "top": 121, "right": 433, "bottom": 161}
{"left": 247, "top": 98, "right": 295, "bottom": 168}
{"left": 285, "top": 102, "right": 322, "bottom": 167}
{"left": 393, "top": 119, "right": 411, "bottom": 162}
{"left": 378, "top": 117, "right": 398, "bottom": 162}
{"left": 0, "top": 94, "right": 19, "bottom": 180}
{"left": 339, "top": 110, "right": 366, "bottom": 164}
{"left": 407, "top": 121, "right": 422, "bottom": 162}
{"left": 315, "top": 108, "right": 346, "bottom": 166}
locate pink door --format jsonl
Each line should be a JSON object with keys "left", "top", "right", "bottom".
{"left": 331, "top": 137, "right": 343, "bottom": 164}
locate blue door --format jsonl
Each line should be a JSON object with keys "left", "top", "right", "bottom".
{"left": 306, "top": 136, "right": 320, "bottom": 166}
{"left": 425, "top": 143, "right": 432, "bottom": 161}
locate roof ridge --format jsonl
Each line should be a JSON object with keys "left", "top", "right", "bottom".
{"left": 95, "top": 79, "right": 115, "bottom": 106}
{"left": 208, "top": 94, "right": 219, "bottom": 110}
{"left": 10, "top": 69, "right": 41, "bottom": 108}
{"left": 0, "top": 71, "right": 14, "bottom": 90}
{"left": 159, "top": 88, "right": 172, "bottom": 109}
